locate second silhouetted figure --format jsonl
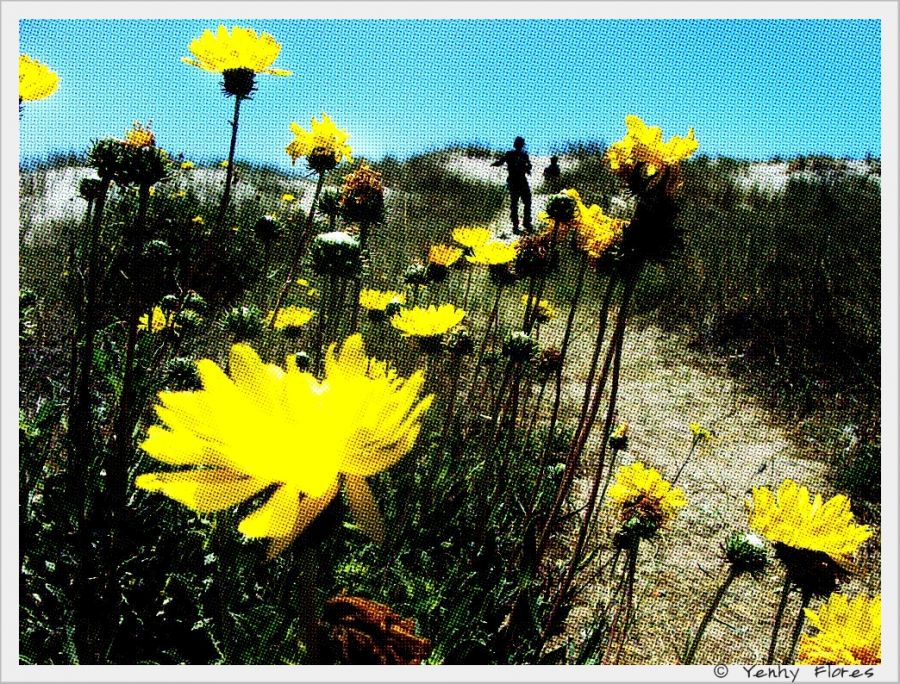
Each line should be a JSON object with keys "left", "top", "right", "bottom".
{"left": 492, "top": 136, "right": 532, "bottom": 235}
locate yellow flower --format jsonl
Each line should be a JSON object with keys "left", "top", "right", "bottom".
{"left": 608, "top": 462, "right": 686, "bottom": 525}
{"left": 359, "top": 289, "right": 406, "bottom": 312}
{"left": 606, "top": 115, "right": 698, "bottom": 178}
{"left": 689, "top": 422, "right": 713, "bottom": 441}
{"left": 521, "top": 295, "right": 555, "bottom": 322}
{"left": 124, "top": 121, "right": 155, "bottom": 148}
{"left": 798, "top": 593, "right": 881, "bottom": 665}
{"left": 219, "top": 160, "right": 230, "bottom": 168}
{"left": 286, "top": 113, "right": 353, "bottom": 166}
{"left": 296, "top": 278, "right": 309, "bottom": 287}
{"left": 173, "top": 190, "right": 187, "bottom": 199}
{"left": 282, "top": 193, "right": 296, "bottom": 202}
{"left": 149, "top": 187, "right": 156, "bottom": 197}
{"left": 264, "top": 305, "right": 314, "bottom": 331}
{"left": 138, "top": 306, "right": 178, "bottom": 333}
{"left": 428, "top": 244, "right": 463, "bottom": 267}
{"left": 465, "top": 240, "right": 518, "bottom": 266}
{"left": 452, "top": 225, "right": 492, "bottom": 250}
{"left": 611, "top": 422, "right": 629, "bottom": 440}
{"left": 390, "top": 304, "right": 466, "bottom": 338}
{"left": 182, "top": 25, "right": 292, "bottom": 76}
{"left": 748, "top": 479, "right": 872, "bottom": 566}
{"left": 562, "top": 189, "right": 625, "bottom": 259}
{"left": 19, "top": 54, "right": 59, "bottom": 102}
{"left": 192, "top": 216, "right": 205, "bottom": 225}
{"left": 135, "top": 335, "right": 433, "bottom": 558}
{"left": 181, "top": 161, "right": 195, "bottom": 170}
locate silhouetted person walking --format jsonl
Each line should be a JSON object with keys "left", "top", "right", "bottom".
{"left": 543, "top": 155, "right": 562, "bottom": 193}
{"left": 492, "top": 136, "right": 532, "bottom": 234}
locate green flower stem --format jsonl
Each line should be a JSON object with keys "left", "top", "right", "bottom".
{"left": 672, "top": 436, "right": 701, "bottom": 486}
{"left": 524, "top": 250, "right": 588, "bottom": 517}
{"left": 534, "top": 273, "right": 629, "bottom": 564}
{"left": 297, "top": 544, "right": 322, "bottom": 663}
{"left": 112, "top": 182, "right": 151, "bottom": 510}
{"left": 767, "top": 574, "right": 793, "bottom": 664}
{"left": 215, "top": 95, "right": 243, "bottom": 229}
{"left": 523, "top": 274, "right": 537, "bottom": 330}
{"left": 462, "top": 264, "right": 474, "bottom": 310}
{"left": 683, "top": 567, "right": 738, "bottom": 664}
{"left": 539, "top": 283, "right": 631, "bottom": 644}
{"left": 785, "top": 587, "right": 812, "bottom": 665}
{"left": 464, "top": 284, "right": 503, "bottom": 419}
{"left": 576, "top": 275, "right": 618, "bottom": 438}
{"left": 605, "top": 540, "right": 640, "bottom": 665}
{"left": 269, "top": 170, "right": 326, "bottom": 329}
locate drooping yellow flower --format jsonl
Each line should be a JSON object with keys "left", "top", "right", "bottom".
{"left": 466, "top": 240, "right": 518, "bottom": 266}
{"left": 286, "top": 113, "right": 353, "bottom": 167}
{"left": 452, "top": 225, "right": 492, "bottom": 250}
{"left": 606, "top": 115, "right": 698, "bottom": 178}
{"left": 521, "top": 295, "right": 555, "bottom": 322}
{"left": 390, "top": 304, "right": 466, "bottom": 338}
{"left": 428, "top": 244, "right": 463, "bottom": 267}
{"left": 19, "top": 54, "right": 59, "bottom": 102}
{"left": 138, "top": 306, "right": 178, "bottom": 333}
{"left": 124, "top": 121, "right": 156, "bottom": 148}
{"left": 608, "top": 461, "right": 686, "bottom": 525}
{"left": 562, "top": 189, "right": 626, "bottom": 259}
{"left": 182, "top": 25, "right": 292, "bottom": 76}
{"left": 748, "top": 479, "right": 872, "bottom": 566}
{"left": 798, "top": 593, "right": 881, "bottom": 665}
{"left": 264, "top": 305, "right": 314, "bottom": 331}
{"left": 359, "top": 289, "right": 406, "bottom": 312}
{"left": 135, "top": 334, "right": 433, "bottom": 558}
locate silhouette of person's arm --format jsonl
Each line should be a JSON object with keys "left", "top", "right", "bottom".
{"left": 491, "top": 153, "right": 507, "bottom": 168}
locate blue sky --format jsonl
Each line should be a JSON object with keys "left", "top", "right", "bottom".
{"left": 19, "top": 19, "right": 881, "bottom": 167}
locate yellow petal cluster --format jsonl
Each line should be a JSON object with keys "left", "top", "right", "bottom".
{"left": 182, "top": 25, "right": 292, "bottom": 76}
{"left": 606, "top": 115, "right": 698, "bottom": 178}
{"left": 286, "top": 113, "right": 353, "bottom": 166}
{"left": 390, "top": 304, "right": 467, "bottom": 338}
{"left": 563, "top": 188, "right": 626, "bottom": 259}
{"left": 608, "top": 461, "right": 686, "bottom": 525}
{"left": 136, "top": 335, "right": 433, "bottom": 558}
{"left": 124, "top": 121, "right": 156, "bottom": 148}
{"left": 19, "top": 54, "right": 59, "bottom": 102}
{"left": 138, "top": 306, "right": 178, "bottom": 333}
{"left": 264, "top": 305, "right": 314, "bottom": 330}
{"left": 465, "top": 240, "right": 518, "bottom": 266}
{"left": 689, "top": 422, "right": 713, "bottom": 441}
{"left": 359, "top": 289, "right": 406, "bottom": 312}
{"left": 428, "top": 244, "right": 463, "bottom": 267}
{"left": 452, "top": 226, "right": 492, "bottom": 250}
{"left": 798, "top": 593, "right": 881, "bottom": 665}
{"left": 747, "top": 479, "right": 872, "bottom": 565}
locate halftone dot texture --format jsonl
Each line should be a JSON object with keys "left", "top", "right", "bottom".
{"left": 19, "top": 18, "right": 880, "bottom": 666}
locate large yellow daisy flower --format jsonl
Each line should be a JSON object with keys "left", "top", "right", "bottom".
{"left": 465, "top": 240, "right": 518, "bottom": 266}
{"left": 608, "top": 461, "right": 686, "bottom": 526}
{"left": 606, "top": 115, "right": 698, "bottom": 178}
{"left": 286, "top": 113, "right": 353, "bottom": 166}
{"left": 135, "top": 334, "right": 433, "bottom": 558}
{"left": 797, "top": 593, "right": 881, "bottom": 665}
{"left": 390, "top": 304, "right": 466, "bottom": 338}
{"left": 181, "top": 25, "right": 292, "bottom": 75}
{"left": 748, "top": 479, "right": 872, "bottom": 566}
{"left": 19, "top": 54, "right": 59, "bottom": 102}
